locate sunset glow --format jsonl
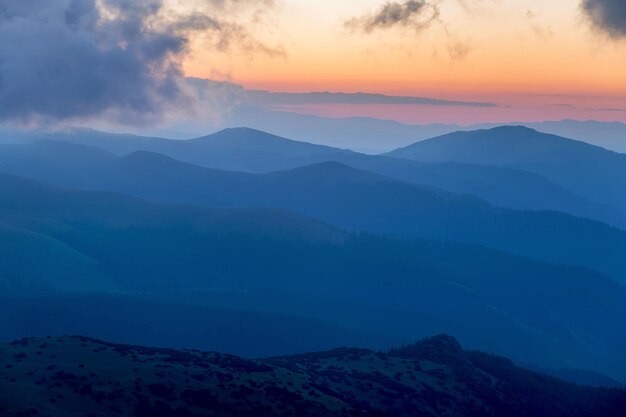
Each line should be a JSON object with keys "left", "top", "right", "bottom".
{"left": 183, "top": 0, "right": 626, "bottom": 123}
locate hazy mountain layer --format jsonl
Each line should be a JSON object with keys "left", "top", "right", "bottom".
{"left": 1, "top": 144, "right": 625, "bottom": 283}
{"left": 389, "top": 126, "right": 626, "bottom": 214}
{"left": 3, "top": 128, "right": 623, "bottom": 228}
{"left": 0, "top": 173, "right": 625, "bottom": 380}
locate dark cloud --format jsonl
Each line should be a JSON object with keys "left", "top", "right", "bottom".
{"left": 345, "top": 1, "right": 476, "bottom": 61}
{"left": 345, "top": 0, "right": 440, "bottom": 33}
{"left": 0, "top": 0, "right": 277, "bottom": 125}
{"left": 581, "top": 0, "right": 626, "bottom": 39}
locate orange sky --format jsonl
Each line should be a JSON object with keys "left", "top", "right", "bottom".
{"left": 182, "top": 0, "right": 626, "bottom": 122}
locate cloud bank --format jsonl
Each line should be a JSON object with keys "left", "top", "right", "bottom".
{"left": 0, "top": 0, "right": 276, "bottom": 126}
{"left": 243, "top": 89, "right": 497, "bottom": 108}
{"left": 581, "top": 0, "right": 626, "bottom": 39}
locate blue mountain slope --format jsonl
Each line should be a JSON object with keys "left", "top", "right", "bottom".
{"left": 5, "top": 128, "right": 624, "bottom": 228}
{"left": 0, "top": 172, "right": 625, "bottom": 380}
{"left": 388, "top": 126, "right": 626, "bottom": 213}
{"left": 1, "top": 146, "right": 625, "bottom": 285}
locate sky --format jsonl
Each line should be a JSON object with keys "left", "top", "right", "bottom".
{"left": 182, "top": 0, "right": 626, "bottom": 124}
{"left": 0, "top": 0, "right": 625, "bottom": 127}
{"left": 186, "top": 1, "right": 626, "bottom": 95}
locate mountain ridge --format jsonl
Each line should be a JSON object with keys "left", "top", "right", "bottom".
{"left": 1, "top": 335, "right": 624, "bottom": 417}
{"left": 388, "top": 126, "right": 626, "bottom": 213}
{"left": 2, "top": 149, "right": 624, "bottom": 284}
{"left": 3, "top": 127, "right": 624, "bottom": 228}
{"left": 0, "top": 172, "right": 625, "bottom": 381}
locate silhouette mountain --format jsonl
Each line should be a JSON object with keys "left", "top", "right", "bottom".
{"left": 1, "top": 335, "right": 624, "bottom": 417}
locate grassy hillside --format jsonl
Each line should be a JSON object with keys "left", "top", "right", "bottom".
{"left": 0, "top": 335, "right": 624, "bottom": 417}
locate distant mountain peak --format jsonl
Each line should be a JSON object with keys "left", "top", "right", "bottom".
{"left": 389, "top": 125, "right": 613, "bottom": 160}
{"left": 192, "top": 127, "right": 346, "bottom": 154}
{"left": 194, "top": 127, "right": 296, "bottom": 144}
{"left": 220, "top": 127, "right": 269, "bottom": 134}
{"left": 437, "top": 125, "right": 545, "bottom": 142}
{"left": 488, "top": 125, "right": 537, "bottom": 132}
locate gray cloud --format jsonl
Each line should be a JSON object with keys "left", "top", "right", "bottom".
{"left": 0, "top": 0, "right": 278, "bottom": 126}
{"left": 177, "top": 78, "right": 498, "bottom": 130}
{"left": 183, "top": 78, "right": 501, "bottom": 124}
{"left": 242, "top": 89, "right": 497, "bottom": 108}
{"left": 345, "top": 1, "right": 476, "bottom": 61}
{"left": 581, "top": 0, "right": 626, "bottom": 39}
{"left": 345, "top": 0, "right": 440, "bottom": 33}
{"left": 526, "top": 9, "right": 554, "bottom": 40}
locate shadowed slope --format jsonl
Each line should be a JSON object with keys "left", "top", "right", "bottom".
{"left": 0, "top": 173, "right": 625, "bottom": 379}
{"left": 1, "top": 335, "right": 624, "bottom": 417}
{"left": 3, "top": 149, "right": 624, "bottom": 285}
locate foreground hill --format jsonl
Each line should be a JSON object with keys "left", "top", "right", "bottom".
{"left": 0, "top": 173, "right": 625, "bottom": 380}
{"left": 4, "top": 128, "right": 622, "bottom": 227}
{"left": 1, "top": 335, "right": 624, "bottom": 417}
{"left": 388, "top": 126, "right": 626, "bottom": 213}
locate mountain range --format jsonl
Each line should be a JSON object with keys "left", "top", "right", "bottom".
{"left": 222, "top": 106, "right": 626, "bottom": 154}
{"left": 0, "top": 172, "right": 625, "bottom": 381}
{"left": 3, "top": 127, "right": 623, "bottom": 230}
{"left": 1, "top": 135, "right": 626, "bottom": 284}
{"left": 1, "top": 125, "right": 626, "bottom": 385}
